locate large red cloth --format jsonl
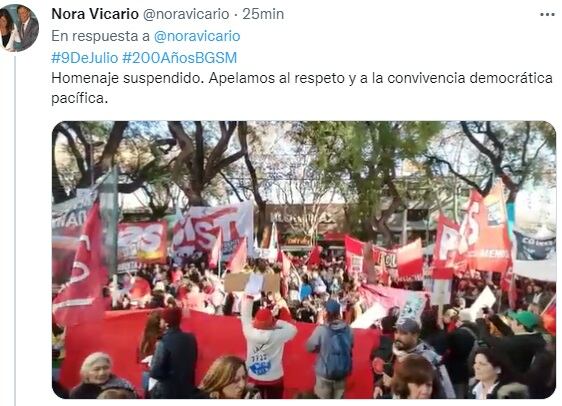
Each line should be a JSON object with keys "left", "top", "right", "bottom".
{"left": 53, "top": 202, "right": 106, "bottom": 327}
{"left": 60, "top": 311, "right": 379, "bottom": 398}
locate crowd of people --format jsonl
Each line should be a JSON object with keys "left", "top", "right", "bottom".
{"left": 52, "top": 249, "right": 556, "bottom": 399}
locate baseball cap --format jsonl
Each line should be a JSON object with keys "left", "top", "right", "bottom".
{"left": 507, "top": 310, "right": 539, "bottom": 330}
{"left": 325, "top": 299, "right": 341, "bottom": 315}
{"left": 395, "top": 317, "right": 421, "bottom": 334}
{"left": 253, "top": 308, "right": 275, "bottom": 330}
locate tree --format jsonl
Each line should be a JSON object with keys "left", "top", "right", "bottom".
{"left": 297, "top": 121, "right": 442, "bottom": 246}
{"left": 52, "top": 121, "right": 174, "bottom": 204}
{"left": 167, "top": 121, "right": 248, "bottom": 206}
{"left": 273, "top": 144, "right": 336, "bottom": 242}
{"left": 426, "top": 121, "right": 556, "bottom": 202}
{"left": 218, "top": 121, "right": 295, "bottom": 242}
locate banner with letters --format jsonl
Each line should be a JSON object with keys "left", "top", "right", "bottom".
{"left": 345, "top": 235, "right": 397, "bottom": 277}
{"left": 117, "top": 221, "right": 168, "bottom": 273}
{"left": 52, "top": 195, "right": 93, "bottom": 284}
{"left": 172, "top": 200, "right": 254, "bottom": 261}
{"left": 457, "top": 181, "right": 512, "bottom": 273}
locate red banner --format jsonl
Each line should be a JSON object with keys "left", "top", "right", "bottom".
{"left": 433, "top": 214, "right": 461, "bottom": 269}
{"left": 458, "top": 182, "right": 512, "bottom": 273}
{"left": 129, "top": 277, "right": 151, "bottom": 300}
{"left": 396, "top": 239, "right": 423, "bottom": 277}
{"left": 358, "top": 284, "right": 429, "bottom": 314}
{"left": 306, "top": 245, "right": 322, "bottom": 266}
{"left": 60, "top": 310, "right": 379, "bottom": 398}
{"left": 345, "top": 235, "right": 365, "bottom": 274}
{"left": 117, "top": 221, "right": 168, "bottom": 272}
{"left": 53, "top": 202, "right": 107, "bottom": 327}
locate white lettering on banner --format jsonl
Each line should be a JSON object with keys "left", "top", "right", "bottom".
{"left": 68, "top": 261, "right": 90, "bottom": 284}
{"left": 476, "top": 249, "right": 510, "bottom": 258}
{"left": 522, "top": 237, "right": 556, "bottom": 247}
{"left": 118, "top": 224, "right": 164, "bottom": 252}
{"left": 173, "top": 201, "right": 254, "bottom": 258}
{"left": 52, "top": 297, "right": 94, "bottom": 311}
{"left": 52, "top": 209, "right": 88, "bottom": 229}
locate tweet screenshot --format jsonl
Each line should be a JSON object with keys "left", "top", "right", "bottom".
{"left": 0, "top": 0, "right": 560, "bottom": 404}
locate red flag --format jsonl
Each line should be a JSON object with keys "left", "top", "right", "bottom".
{"left": 307, "top": 245, "right": 322, "bottom": 266}
{"left": 345, "top": 235, "right": 364, "bottom": 274}
{"left": 432, "top": 267, "right": 454, "bottom": 280}
{"left": 433, "top": 214, "right": 461, "bottom": 269}
{"left": 208, "top": 228, "right": 223, "bottom": 269}
{"left": 542, "top": 296, "right": 556, "bottom": 336}
{"left": 53, "top": 202, "right": 107, "bottom": 327}
{"left": 458, "top": 182, "right": 512, "bottom": 273}
{"left": 227, "top": 236, "right": 247, "bottom": 274}
{"left": 129, "top": 277, "right": 151, "bottom": 300}
{"left": 396, "top": 239, "right": 423, "bottom": 277}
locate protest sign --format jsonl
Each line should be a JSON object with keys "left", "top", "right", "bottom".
{"left": 224, "top": 272, "right": 280, "bottom": 293}
{"left": 350, "top": 302, "right": 387, "bottom": 329}
{"left": 117, "top": 221, "right": 168, "bottom": 273}
{"left": 431, "top": 279, "right": 452, "bottom": 306}
{"left": 469, "top": 286, "right": 496, "bottom": 319}
{"left": 172, "top": 200, "right": 254, "bottom": 259}
{"left": 458, "top": 182, "right": 512, "bottom": 273}
{"left": 397, "top": 292, "right": 427, "bottom": 324}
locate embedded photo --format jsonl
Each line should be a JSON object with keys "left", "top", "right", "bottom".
{"left": 51, "top": 121, "right": 556, "bottom": 399}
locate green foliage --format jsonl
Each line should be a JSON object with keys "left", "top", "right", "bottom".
{"left": 297, "top": 121, "right": 443, "bottom": 237}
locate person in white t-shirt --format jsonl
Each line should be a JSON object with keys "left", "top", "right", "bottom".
{"left": 240, "top": 291, "right": 297, "bottom": 399}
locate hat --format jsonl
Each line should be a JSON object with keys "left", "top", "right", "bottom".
{"left": 507, "top": 310, "right": 539, "bottom": 330}
{"left": 325, "top": 299, "right": 341, "bottom": 315}
{"left": 395, "top": 318, "right": 421, "bottom": 334}
{"left": 162, "top": 307, "right": 182, "bottom": 328}
{"left": 253, "top": 308, "right": 275, "bottom": 330}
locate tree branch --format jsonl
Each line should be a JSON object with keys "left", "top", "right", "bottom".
{"left": 426, "top": 155, "right": 485, "bottom": 194}
{"left": 520, "top": 122, "right": 531, "bottom": 167}
{"left": 100, "top": 121, "right": 128, "bottom": 171}
{"left": 219, "top": 171, "right": 244, "bottom": 202}
{"left": 460, "top": 121, "right": 499, "bottom": 166}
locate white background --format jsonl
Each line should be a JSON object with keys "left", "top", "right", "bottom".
{"left": 0, "top": 0, "right": 560, "bottom": 405}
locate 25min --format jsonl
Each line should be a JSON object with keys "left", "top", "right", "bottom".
{"left": 242, "top": 8, "right": 284, "bottom": 20}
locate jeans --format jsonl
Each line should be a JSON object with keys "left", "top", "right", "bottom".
{"left": 314, "top": 376, "right": 346, "bottom": 399}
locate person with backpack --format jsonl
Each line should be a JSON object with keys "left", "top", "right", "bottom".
{"left": 306, "top": 299, "right": 353, "bottom": 399}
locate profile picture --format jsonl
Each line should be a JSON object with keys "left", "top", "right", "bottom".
{"left": 0, "top": 4, "right": 38, "bottom": 52}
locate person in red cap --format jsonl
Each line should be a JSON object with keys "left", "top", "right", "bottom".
{"left": 149, "top": 307, "right": 198, "bottom": 398}
{"left": 240, "top": 287, "right": 297, "bottom": 399}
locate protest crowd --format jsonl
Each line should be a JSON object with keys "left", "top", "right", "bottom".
{"left": 52, "top": 182, "right": 556, "bottom": 400}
